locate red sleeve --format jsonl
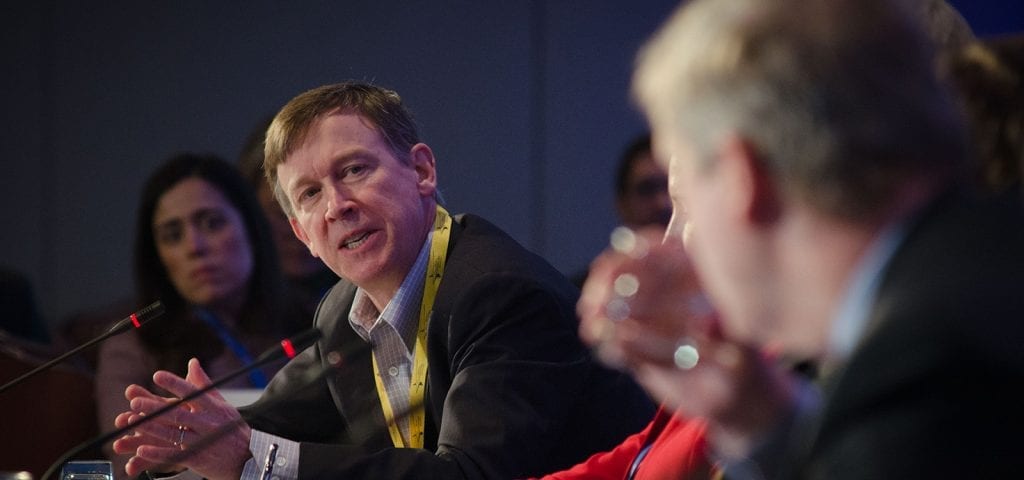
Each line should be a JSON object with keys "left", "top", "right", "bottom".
{"left": 528, "top": 406, "right": 712, "bottom": 480}
{"left": 529, "top": 407, "right": 664, "bottom": 480}
{"left": 634, "top": 411, "right": 711, "bottom": 480}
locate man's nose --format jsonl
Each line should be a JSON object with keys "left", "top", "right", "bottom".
{"left": 324, "top": 184, "right": 354, "bottom": 222}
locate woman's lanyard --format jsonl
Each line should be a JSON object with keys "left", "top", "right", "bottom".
{"left": 626, "top": 443, "right": 654, "bottom": 480}
{"left": 194, "top": 308, "right": 269, "bottom": 388}
{"left": 372, "top": 205, "right": 451, "bottom": 448}
{"left": 626, "top": 407, "right": 673, "bottom": 480}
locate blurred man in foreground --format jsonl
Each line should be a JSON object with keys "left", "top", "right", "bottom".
{"left": 580, "top": 0, "right": 1024, "bottom": 477}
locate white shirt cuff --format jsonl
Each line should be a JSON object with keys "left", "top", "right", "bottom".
{"left": 239, "top": 429, "right": 301, "bottom": 480}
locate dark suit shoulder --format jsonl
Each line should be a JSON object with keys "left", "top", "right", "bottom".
{"left": 869, "top": 189, "right": 1024, "bottom": 360}
{"left": 442, "top": 213, "right": 578, "bottom": 303}
{"left": 312, "top": 280, "right": 357, "bottom": 338}
{"left": 807, "top": 190, "right": 1024, "bottom": 479}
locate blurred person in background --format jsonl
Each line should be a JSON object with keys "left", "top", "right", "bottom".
{"left": 95, "top": 153, "right": 306, "bottom": 479}
{"left": 614, "top": 134, "right": 673, "bottom": 231}
{"left": 0, "top": 266, "right": 50, "bottom": 345}
{"left": 943, "top": 33, "right": 1024, "bottom": 198}
{"left": 237, "top": 117, "right": 338, "bottom": 315}
{"left": 572, "top": 134, "right": 671, "bottom": 288}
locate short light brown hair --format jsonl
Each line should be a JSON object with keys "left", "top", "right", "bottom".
{"left": 264, "top": 82, "right": 421, "bottom": 217}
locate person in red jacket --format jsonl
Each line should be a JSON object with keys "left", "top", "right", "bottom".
{"left": 539, "top": 220, "right": 806, "bottom": 480}
{"left": 534, "top": 405, "right": 712, "bottom": 480}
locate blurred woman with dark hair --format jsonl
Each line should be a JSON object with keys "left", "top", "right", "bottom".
{"left": 95, "top": 153, "right": 307, "bottom": 478}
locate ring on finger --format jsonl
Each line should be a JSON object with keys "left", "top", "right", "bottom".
{"left": 173, "top": 424, "right": 187, "bottom": 448}
{"left": 613, "top": 273, "right": 640, "bottom": 298}
{"left": 673, "top": 338, "right": 700, "bottom": 370}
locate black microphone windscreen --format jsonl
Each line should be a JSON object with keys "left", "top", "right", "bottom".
{"left": 106, "top": 300, "right": 166, "bottom": 335}
{"left": 132, "top": 300, "right": 166, "bottom": 326}
{"left": 288, "top": 327, "right": 322, "bottom": 351}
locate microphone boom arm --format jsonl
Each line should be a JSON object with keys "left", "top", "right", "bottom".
{"left": 0, "top": 301, "right": 165, "bottom": 395}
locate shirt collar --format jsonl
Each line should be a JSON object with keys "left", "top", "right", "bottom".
{"left": 826, "top": 221, "right": 907, "bottom": 365}
{"left": 348, "top": 232, "right": 433, "bottom": 352}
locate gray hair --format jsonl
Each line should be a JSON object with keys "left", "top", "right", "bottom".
{"left": 634, "top": 0, "right": 968, "bottom": 222}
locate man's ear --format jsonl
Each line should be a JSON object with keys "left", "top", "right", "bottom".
{"left": 718, "top": 134, "right": 780, "bottom": 226}
{"left": 289, "top": 217, "right": 319, "bottom": 258}
{"left": 409, "top": 143, "right": 438, "bottom": 198}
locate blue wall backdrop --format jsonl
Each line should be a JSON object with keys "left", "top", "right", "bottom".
{"left": 1, "top": 1, "right": 1021, "bottom": 327}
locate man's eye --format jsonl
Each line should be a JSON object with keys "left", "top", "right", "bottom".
{"left": 343, "top": 164, "right": 367, "bottom": 179}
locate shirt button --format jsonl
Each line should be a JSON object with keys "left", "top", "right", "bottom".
{"left": 388, "top": 366, "right": 399, "bottom": 377}
{"left": 276, "top": 456, "right": 288, "bottom": 467}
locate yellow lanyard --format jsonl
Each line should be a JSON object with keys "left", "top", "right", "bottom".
{"left": 371, "top": 205, "right": 451, "bottom": 448}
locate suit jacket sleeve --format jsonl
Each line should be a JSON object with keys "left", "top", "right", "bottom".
{"left": 238, "top": 337, "right": 348, "bottom": 444}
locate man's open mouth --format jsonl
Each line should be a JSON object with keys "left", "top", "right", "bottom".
{"left": 343, "top": 231, "right": 371, "bottom": 249}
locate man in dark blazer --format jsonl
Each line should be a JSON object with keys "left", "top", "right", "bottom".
{"left": 111, "top": 82, "right": 653, "bottom": 479}
{"left": 788, "top": 187, "right": 1024, "bottom": 479}
{"left": 576, "top": 0, "right": 1024, "bottom": 478}
{"left": 237, "top": 212, "right": 655, "bottom": 478}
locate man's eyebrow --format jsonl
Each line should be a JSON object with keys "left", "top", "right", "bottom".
{"left": 333, "top": 147, "right": 376, "bottom": 164}
{"left": 286, "top": 149, "right": 379, "bottom": 192}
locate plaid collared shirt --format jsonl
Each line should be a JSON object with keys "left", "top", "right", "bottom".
{"left": 346, "top": 232, "right": 431, "bottom": 444}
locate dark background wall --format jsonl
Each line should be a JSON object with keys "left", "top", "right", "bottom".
{"left": 2, "top": 0, "right": 1021, "bottom": 327}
